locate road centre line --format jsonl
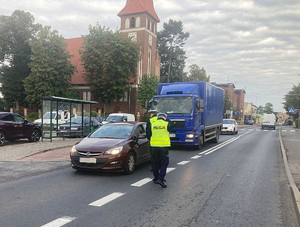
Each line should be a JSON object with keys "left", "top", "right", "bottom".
{"left": 131, "top": 178, "right": 152, "bottom": 187}
{"left": 204, "top": 137, "right": 239, "bottom": 155}
{"left": 191, "top": 155, "right": 202, "bottom": 159}
{"left": 167, "top": 167, "right": 176, "bottom": 173}
{"left": 89, "top": 192, "right": 125, "bottom": 207}
{"left": 199, "top": 137, "right": 238, "bottom": 155}
{"left": 177, "top": 161, "right": 190, "bottom": 165}
{"left": 41, "top": 216, "right": 77, "bottom": 227}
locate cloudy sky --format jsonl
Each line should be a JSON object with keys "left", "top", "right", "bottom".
{"left": 1, "top": 0, "right": 300, "bottom": 112}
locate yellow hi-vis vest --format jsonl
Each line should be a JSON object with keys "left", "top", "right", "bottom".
{"left": 150, "top": 119, "right": 171, "bottom": 147}
{"left": 149, "top": 116, "right": 158, "bottom": 125}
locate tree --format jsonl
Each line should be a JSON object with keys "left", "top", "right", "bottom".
{"left": 80, "top": 25, "right": 139, "bottom": 111}
{"left": 284, "top": 83, "right": 300, "bottom": 111}
{"left": 0, "top": 10, "right": 40, "bottom": 109}
{"left": 24, "top": 26, "right": 76, "bottom": 107}
{"left": 136, "top": 74, "right": 159, "bottom": 110}
{"left": 264, "top": 103, "right": 274, "bottom": 114}
{"left": 157, "top": 19, "right": 189, "bottom": 83}
{"left": 257, "top": 105, "right": 264, "bottom": 114}
{"left": 183, "top": 64, "right": 210, "bottom": 82}
{"left": 223, "top": 93, "right": 233, "bottom": 118}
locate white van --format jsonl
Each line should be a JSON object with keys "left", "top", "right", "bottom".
{"left": 261, "top": 114, "right": 276, "bottom": 130}
{"left": 103, "top": 113, "right": 135, "bottom": 124}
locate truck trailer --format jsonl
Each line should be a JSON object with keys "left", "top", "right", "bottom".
{"left": 150, "top": 81, "right": 224, "bottom": 149}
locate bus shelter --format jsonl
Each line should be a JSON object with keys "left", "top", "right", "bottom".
{"left": 41, "top": 96, "right": 98, "bottom": 141}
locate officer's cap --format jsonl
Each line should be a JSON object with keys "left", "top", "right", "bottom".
{"left": 157, "top": 113, "right": 167, "bottom": 119}
{"left": 149, "top": 109, "right": 157, "bottom": 114}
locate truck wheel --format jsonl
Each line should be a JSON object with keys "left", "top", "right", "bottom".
{"left": 212, "top": 129, "right": 219, "bottom": 143}
{"left": 195, "top": 133, "right": 204, "bottom": 150}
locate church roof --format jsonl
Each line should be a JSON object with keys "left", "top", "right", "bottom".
{"left": 118, "top": 0, "right": 160, "bottom": 22}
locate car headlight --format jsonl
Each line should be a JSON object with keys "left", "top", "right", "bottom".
{"left": 105, "top": 146, "right": 123, "bottom": 155}
{"left": 71, "top": 146, "right": 77, "bottom": 153}
{"left": 186, "top": 134, "right": 194, "bottom": 138}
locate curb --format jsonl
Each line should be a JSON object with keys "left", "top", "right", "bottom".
{"left": 279, "top": 130, "right": 300, "bottom": 224}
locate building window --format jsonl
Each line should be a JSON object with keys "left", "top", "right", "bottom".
{"left": 130, "top": 17, "right": 135, "bottom": 28}
{"left": 125, "top": 18, "right": 130, "bottom": 29}
{"left": 136, "top": 17, "right": 140, "bottom": 28}
{"left": 87, "top": 92, "right": 91, "bottom": 101}
{"left": 83, "top": 92, "right": 87, "bottom": 101}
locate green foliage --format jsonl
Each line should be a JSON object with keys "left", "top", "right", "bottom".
{"left": 264, "top": 102, "right": 274, "bottom": 114}
{"left": 80, "top": 25, "right": 139, "bottom": 108}
{"left": 0, "top": 97, "right": 8, "bottom": 111}
{"left": 24, "top": 26, "right": 75, "bottom": 107}
{"left": 26, "top": 112, "right": 38, "bottom": 122}
{"left": 91, "top": 110, "right": 98, "bottom": 117}
{"left": 284, "top": 83, "right": 300, "bottom": 111}
{"left": 157, "top": 19, "right": 189, "bottom": 83}
{"left": 183, "top": 64, "right": 210, "bottom": 82}
{"left": 0, "top": 10, "right": 40, "bottom": 108}
{"left": 136, "top": 74, "right": 159, "bottom": 109}
{"left": 257, "top": 105, "right": 264, "bottom": 114}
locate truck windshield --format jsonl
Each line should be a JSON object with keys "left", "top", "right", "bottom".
{"left": 152, "top": 96, "right": 193, "bottom": 114}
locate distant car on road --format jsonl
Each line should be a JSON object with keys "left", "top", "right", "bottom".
{"left": 70, "top": 122, "right": 150, "bottom": 174}
{"left": 0, "top": 112, "right": 41, "bottom": 146}
{"left": 222, "top": 119, "right": 238, "bottom": 135}
{"left": 57, "top": 117, "right": 101, "bottom": 137}
{"left": 247, "top": 119, "right": 254, "bottom": 125}
{"left": 261, "top": 114, "right": 276, "bottom": 130}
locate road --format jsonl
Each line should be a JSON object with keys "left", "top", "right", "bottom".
{"left": 0, "top": 126, "right": 298, "bottom": 226}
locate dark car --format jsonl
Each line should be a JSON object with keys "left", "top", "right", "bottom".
{"left": 70, "top": 122, "right": 150, "bottom": 174}
{"left": 57, "top": 117, "right": 102, "bottom": 137}
{"left": 0, "top": 112, "right": 41, "bottom": 146}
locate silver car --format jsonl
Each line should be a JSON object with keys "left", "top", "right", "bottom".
{"left": 222, "top": 119, "right": 238, "bottom": 134}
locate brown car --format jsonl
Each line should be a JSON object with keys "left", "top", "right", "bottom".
{"left": 0, "top": 112, "right": 41, "bottom": 146}
{"left": 70, "top": 122, "right": 151, "bottom": 174}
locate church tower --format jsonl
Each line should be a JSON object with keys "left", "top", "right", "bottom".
{"left": 118, "top": 0, "right": 161, "bottom": 84}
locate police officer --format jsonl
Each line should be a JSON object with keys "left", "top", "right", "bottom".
{"left": 146, "top": 109, "right": 158, "bottom": 172}
{"left": 147, "top": 112, "right": 174, "bottom": 188}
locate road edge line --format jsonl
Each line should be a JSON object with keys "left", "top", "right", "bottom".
{"left": 279, "top": 130, "right": 300, "bottom": 224}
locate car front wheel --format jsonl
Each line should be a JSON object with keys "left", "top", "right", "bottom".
{"left": 28, "top": 129, "right": 41, "bottom": 142}
{"left": 124, "top": 152, "right": 135, "bottom": 174}
{"left": 0, "top": 132, "right": 5, "bottom": 146}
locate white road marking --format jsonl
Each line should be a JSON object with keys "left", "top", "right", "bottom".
{"left": 191, "top": 155, "right": 202, "bottom": 159}
{"left": 131, "top": 178, "right": 152, "bottom": 187}
{"left": 199, "top": 137, "right": 237, "bottom": 155}
{"left": 241, "top": 129, "right": 245, "bottom": 130}
{"left": 291, "top": 130, "right": 295, "bottom": 132}
{"left": 167, "top": 167, "right": 176, "bottom": 173}
{"left": 204, "top": 137, "right": 239, "bottom": 155}
{"left": 177, "top": 161, "right": 190, "bottom": 165}
{"left": 264, "top": 130, "right": 268, "bottom": 132}
{"left": 282, "top": 130, "right": 287, "bottom": 132}
{"left": 41, "top": 216, "right": 76, "bottom": 227}
{"left": 89, "top": 192, "right": 125, "bottom": 207}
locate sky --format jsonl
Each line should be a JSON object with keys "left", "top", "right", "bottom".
{"left": 1, "top": 0, "right": 300, "bottom": 112}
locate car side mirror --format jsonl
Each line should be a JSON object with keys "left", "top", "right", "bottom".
{"left": 24, "top": 120, "right": 29, "bottom": 124}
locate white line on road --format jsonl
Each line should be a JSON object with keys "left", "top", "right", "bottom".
{"left": 167, "top": 167, "right": 176, "bottom": 173}
{"left": 89, "top": 192, "right": 125, "bottom": 207}
{"left": 191, "top": 155, "right": 202, "bottom": 159}
{"left": 204, "top": 137, "right": 239, "bottom": 155}
{"left": 131, "top": 178, "right": 152, "bottom": 187}
{"left": 177, "top": 161, "right": 190, "bottom": 165}
{"left": 199, "top": 137, "right": 237, "bottom": 155}
{"left": 41, "top": 216, "right": 77, "bottom": 227}
{"left": 291, "top": 130, "right": 295, "bottom": 132}
{"left": 282, "top": 130, "right": 287, "bottom": 132}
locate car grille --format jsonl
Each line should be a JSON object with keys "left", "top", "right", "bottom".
{"left": 78, "top": 151, "right": 102, "bottom": 156}
{"left": 170, "top": 119, "right": 185, "bottom": 128}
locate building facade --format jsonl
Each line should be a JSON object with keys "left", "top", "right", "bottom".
{"left": 65, "top": 0, "right": 161, "bottom": 117}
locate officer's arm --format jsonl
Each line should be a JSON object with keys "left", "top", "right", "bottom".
{"left": 167, "top": 121, "right": 175, "bottom": 131}
{"left": 146, "top": 120, "right": 152, "bottom": 140}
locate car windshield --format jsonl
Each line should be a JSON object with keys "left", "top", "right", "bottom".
{"left": 223, "top": 119, "right": 235, "bottom": 124}
{"left": 43, "top": 112, "right": 57, "bottom": 119}
{"left": 152, "top": 96, "right": 193, "bottom": 114}
{"left": 90, "top": 124, "right": 134, "bottom": 139}
{"left": 106, "top": 115, "right": 124, "bottom": 122}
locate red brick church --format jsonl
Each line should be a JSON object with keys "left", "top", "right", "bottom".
{"left": 65, "top": 0, "right": 161, "bottom": 116}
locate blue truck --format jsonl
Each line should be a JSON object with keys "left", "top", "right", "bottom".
{"left": 150, "top": 81, "right": 224, "bottom": 149}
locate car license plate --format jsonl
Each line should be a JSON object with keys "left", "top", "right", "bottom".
{"left": 79, "top": 157, "right": 96, "bottom": 164}
{"left": 169, "top": 133, "right": 176, "bottom": 138}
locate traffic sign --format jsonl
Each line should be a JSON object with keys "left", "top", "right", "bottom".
{"left": 288, "top": 107, "right": 297, "bottom": 114}
{"left": 233, "top": 111, "right": 238, "bottom": 115}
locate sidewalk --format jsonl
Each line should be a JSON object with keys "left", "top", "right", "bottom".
{"left": 279, "top": 126, "right": 300, "bottom": 222}
{"left": 0, "top": 137, "right": 81, "bottom": 161}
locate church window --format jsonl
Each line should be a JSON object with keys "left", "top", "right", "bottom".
{"left": 136, "top": 17, "right": 140, "bottom": 27}
{"left": 130, "top": 17, "right": 135, "bottom": 28}
{"left": 125, "top": 18, "right": 130, "bottom": 29}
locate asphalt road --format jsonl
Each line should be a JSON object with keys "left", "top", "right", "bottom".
{"left": 0, "top": 126, "right": 298, "bottom": 227}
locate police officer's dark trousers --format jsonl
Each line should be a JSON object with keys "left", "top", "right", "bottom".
{"left": 151, "top": 147, "right": 169, "bottom": 181}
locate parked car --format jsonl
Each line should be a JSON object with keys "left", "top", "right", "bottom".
{"left": 34, "top": 110, "right": 70, "bottom": 129}
{"left": 222, "top": 119, "right": 238, "bottom": 134}
{"left": 247, "top": 119, "right": 254, "bottom": 125}
{"left": 102, "top": 113, "right": 135, "bottom": 124}
{"left": 57, "top": 117, "right": 102, "bottom": 137}
{"left": 0, "top": 112, "right": 41, "bottom": 146}
{"left": 70, "top": 122, "right": 150, "bottom": 174}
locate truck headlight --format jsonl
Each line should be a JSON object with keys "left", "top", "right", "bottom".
{"left": 105, "top": 146, "right": 123, "bottom": 155}
{"left": 186, "top": 134, "right": 194, "bottom": 138}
